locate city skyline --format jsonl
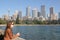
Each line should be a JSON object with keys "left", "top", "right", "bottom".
{"left": 0, "top": 0, "right": 60, "bottom": 17}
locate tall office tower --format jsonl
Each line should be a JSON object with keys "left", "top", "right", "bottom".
{"left": 18, "top": 11, "right": 22, "bottom": 20}
{"left": 50, "top": 7, "right": 54, "bottom": 20}
{"left": 26, "top": 6, "right": 31, "bottom": 17}
{"left": 41, "top": 5, "right": 46, "bottom": 18}
{"left": 32, "top": 8, "right": 38, "bottom": 18}
{"left": 58, "top": 12, "right": 60, "bottom": 19}
{"left": 49, "top": 7, "right": 58, "bottom": 20}
{"left": 38, "top": 12, "right": 41, "bottom": 17}
{"left": 50, "top": 7, "right": 54, "bottom": 16}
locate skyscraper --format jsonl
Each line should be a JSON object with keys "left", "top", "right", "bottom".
{"left": 18, "top": 11, "right": 22, "bottom": 20}
{"left": 38, "top": 12, "right": 41, "bottom": 17}
{"left": 26, "top": 6, "right": 31, "bottom": 17}
{"left": 49, "top": 7, "right": 54, "bottom": 20}
{"left": 32, "top": 8, "right": 38, "bottom": 18}
{"left": 50, "top": 7, "right": 54, "bottom": 16}
{"left": 58, "top": 12, "right": 60, "bottom": 19}
{"left": 49, "top": 7, "right": 57, "bottom": 20}
{"left": 41, "top": 5, "right": 46, "bottom": 18}
{"left": 12, "top": 10, "right": 22, "bottom": 20}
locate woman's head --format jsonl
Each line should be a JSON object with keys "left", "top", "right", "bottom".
{"left": 7, "top": 21, "right": 14, "bottom": 29}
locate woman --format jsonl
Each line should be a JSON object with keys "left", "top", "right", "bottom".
{"left": 4, "top": 21, "right": 20, "bottom": 40}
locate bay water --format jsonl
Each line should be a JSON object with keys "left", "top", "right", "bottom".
{"left": 0, "top": 25, "right": 60, "bottom": 40}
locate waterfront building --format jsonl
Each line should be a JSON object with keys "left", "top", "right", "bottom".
{"left": 26, "top": 6, "right": 31, "bottom": 18}
{"left": 49, "top": 7, "right": 58, "bottom": 20}
{"left": 3, "top": 14, "right": 9, "bottom": 20}
{"left": 33, "top": 17, "right": 39, "bottom": 20}
{"left": 32, "top": 8, "right": 38, "bottom": 19}
{"left": 18, "top": 11, "right": 22, "bottom": 20}
{"left": 39, "top": 16, "right": 45, "bottom": 21}
{"left": 49, "top": 13, "right": 58, "bottom": 20}
{"left": 23, "top": 16, "right": 28, "bottom": 20}
{"left": 17, "top": 11, "right": 22, "bottom": 20}
{"left": 23, "top": 16, "right": 32, "bottom": 21}
{"left": 58, "top": 12, "right": 60, "bottom": 19}
{"left": 41, "top": 5, "right": 46, "bottom": 18}
{"left": 38, "top": 12, "right": 41, "bottom": 17}
{"left": 50, "top": 7, "right": 54, "bottom": 16}
{"left": 50, "top": 7, "right": 54, "bottom": 20}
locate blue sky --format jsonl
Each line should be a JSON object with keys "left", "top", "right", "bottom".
{"left": 0, "top": 0, "right": 60, "bottom": 17}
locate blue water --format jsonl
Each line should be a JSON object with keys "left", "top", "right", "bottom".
{"left": 0, "top": 25, "right": 60, "bottom": 40}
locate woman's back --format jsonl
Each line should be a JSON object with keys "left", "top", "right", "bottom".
{"left": 4, "top": 29, "right": 13, "bottom": 40}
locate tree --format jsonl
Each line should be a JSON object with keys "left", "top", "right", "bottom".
{"left": 0, "top": 19, "right": 6, "bottom": 24}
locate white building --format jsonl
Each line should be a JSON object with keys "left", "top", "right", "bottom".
{"left": 41, "top": 5, "right": 46, "bottom": 18}
{"left": 26, "top": 6, "right": 31, "bottom": 18}
{"left": 32, "top": 8, "right": 38, "bottom": 19}
{"left": 49, "top": 13, "right": 58, "bottom": 20}
{"left": 39, "top": 16, "right": 45, "bottom": 21}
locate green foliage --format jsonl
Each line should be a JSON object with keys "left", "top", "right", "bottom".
{"left": 0, "top": 19, "right": 6, "bottom": 24}
{"left": 22, "top": 20, "right": 33, "bottom": 24}
{"left": 32, "top": 20, "right": 46, "bottom": 24}
{"left": 0, "top": 18, "right": 59, "bottom": 25}
{"left": 47, "top": 20, "right": 58, "bottom": 24}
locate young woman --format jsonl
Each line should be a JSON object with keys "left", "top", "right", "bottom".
{"left": 4, "top": 21, "right": 20, "bottom": 40}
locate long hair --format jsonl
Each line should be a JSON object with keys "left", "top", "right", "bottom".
{"left": 4, "top": 21, "right": 13, "bottom": 36}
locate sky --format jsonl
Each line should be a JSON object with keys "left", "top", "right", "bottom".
{"left": 0, "top": 0, "right": 60, "bottom": 17}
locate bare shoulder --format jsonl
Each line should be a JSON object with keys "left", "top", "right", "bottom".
{"left": 7, "top": 28, "right": 11, "bottom": 32}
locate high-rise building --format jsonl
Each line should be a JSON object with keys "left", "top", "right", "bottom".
{"left": 32, "top": 8, "right": 38, "bottom": 18}
{"left": 17, "top": 11, "right": 22, "bottom": 20}
{"left": 38, "top": 12, "right": 41, "bottom": 17}
{"left": 50, "top": 7, "right": 54, "bottom": 16}
{"left": 49, "top": 7, "right": 57, "bottom": 20}
{"left": 12, "top": 10, "right": 22, "bottom": 20}
{"left": 18, "top": 11, "right": 22, "bottom": 20}
{"left": 58, "top": 12, "right": 60, "bottom": 19}
{"left": 41, "top": 5, "right": 46, "bottom": 18}
{"left": 26, "top": 6, "right": 31, "bottom": 17}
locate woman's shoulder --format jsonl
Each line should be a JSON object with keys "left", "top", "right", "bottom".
{"left": 6, "top": 28, "right": 11, "bottom": 32}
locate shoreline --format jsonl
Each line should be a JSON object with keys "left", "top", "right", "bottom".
{"left": 0, "top": 24, "right": 60, "bottom": 26}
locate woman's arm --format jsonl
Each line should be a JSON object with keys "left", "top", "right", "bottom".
{"left": 7, "top": 29, "right": 13, "bottom": 39}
